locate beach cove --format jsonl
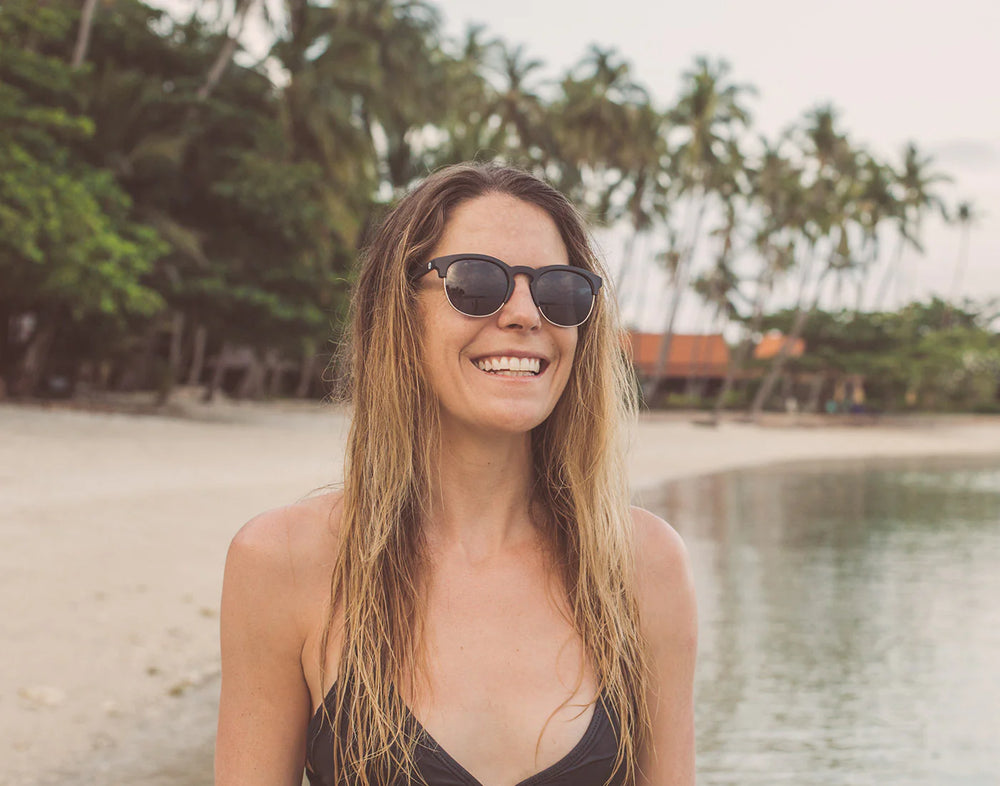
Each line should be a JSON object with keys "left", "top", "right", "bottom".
{"left": 2, "top": 400, "right": 999, "bottom": 786}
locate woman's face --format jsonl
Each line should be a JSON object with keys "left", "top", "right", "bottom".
{"left": 415, "top": 193, "right": 579, "bottom": 439}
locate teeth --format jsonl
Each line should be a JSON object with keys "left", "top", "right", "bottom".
{"left": 475, "top": 356, "right": 542, "bottom": 375}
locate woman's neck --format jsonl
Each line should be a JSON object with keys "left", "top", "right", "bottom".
{"left": 425, "top": 424, "right": 539, "bottom": 561}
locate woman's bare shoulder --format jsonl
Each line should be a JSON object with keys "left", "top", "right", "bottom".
{"left": 225, "top": 493, "right": 344, "bottom": 613}
{"left": 231, "top": 492, "right": 344, "bottom": 559}
{"left": 628, "top": 506, "right": 697, "bottom": 651}
{"left": 217, "top": 494, "right": 344, "bottom": 784}
{"left": 629, "top": 506, "right": 689, "bottom": 576}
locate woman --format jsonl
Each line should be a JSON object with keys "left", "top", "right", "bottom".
{"left": 215, "top": 163, "right": 697, "bottom": 786}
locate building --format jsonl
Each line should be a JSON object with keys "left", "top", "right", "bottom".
{"left": 626, "top": 332, "right": 730, "bottom": 396}
{"left": 753, "top": 330, "right": 806, "bottom": 361}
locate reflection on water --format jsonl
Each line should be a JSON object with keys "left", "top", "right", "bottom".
{"left": 646, "top": 457, "right": 1000, "bottom": 786}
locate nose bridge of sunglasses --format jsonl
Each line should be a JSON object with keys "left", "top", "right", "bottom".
{"left": 502, "top": 271, "right": 541, "bottom": 311}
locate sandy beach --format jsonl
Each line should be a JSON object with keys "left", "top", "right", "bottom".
{"left": 2, "top": 398, "right": 999, "bottom": 786}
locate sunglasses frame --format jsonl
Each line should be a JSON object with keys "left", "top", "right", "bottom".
{"left": 417, "top": 253, "right": 603, "bottom": 328}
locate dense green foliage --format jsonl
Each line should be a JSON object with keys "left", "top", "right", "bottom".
{"left": 0, "top": 0, "right": 993, "bottom": 410}
{"left": 0, "top": 4, "right": 166, "bottom": 356}
{"left": 751, "top": 300, "right": 1000, "bottom": 413}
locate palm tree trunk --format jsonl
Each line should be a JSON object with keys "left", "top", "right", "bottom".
{"left": 614, "top": 230, "right": 639, "bottom": 307}
{"left": 872, "top": 232, "right": 905, "bottom": 311}
{"left": 237, "top": 350, "right": 265, "bottom": 399}
{"left": 12, "top": 320, "right": 56, "bottom": 397}
{"left": 750, "top": 268, "right": 831, "bottom": 419}
{"left": 295, "top": 342, "right": 317, "bottom": 398}
{"left": 710, "top": 332, "right": 749, "bottom": 424}
{"left": 644, "top": 197, "right": 708, "bottom": 401}
{"left": 948, "top": 224, "right": 971, "bottom": 302}
{"left": 710, "top": 264, "right": 776, "bottom": 424}
{"left": 203, "top": 341, "right": 232, "bottom": 402}
{"left": 804, "top": 372, "right": 825, "bottom": 413}
{"left": 156, "top": 311, "right": 184, "bottom": 406}
{"left": 186, "top": 324, "right": 207, "bottom": 385}
{"left": 684, "top": 314, "right": 716, "bottom": 400}
{"left": 264, "top": 349, "right": 282, "bottom": 398}
{"left": 852, "top": 236, "right": 880, "bottom": 314}
{"left": 71, "top": 0, "right": 101, "bottom": 69}
{"left": 197, "top": 0, "right": 255, "bottom": 101}
{"left": 943, "top": 223, "right": 971, "bottom": 328}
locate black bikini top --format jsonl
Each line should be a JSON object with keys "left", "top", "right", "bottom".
{"left": 304, "top": 685, "right": 625, "bottom": 786}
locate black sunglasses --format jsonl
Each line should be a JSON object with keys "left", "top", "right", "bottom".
{"left": 415, "top": 253, "right": 603, "bottom": 328}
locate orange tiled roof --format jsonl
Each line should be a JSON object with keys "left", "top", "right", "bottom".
{"left": 753, "top": 332, "right": 806, "bottom": 360}
{"left": 626, "top": 332, "right": 730, "bottom": 378}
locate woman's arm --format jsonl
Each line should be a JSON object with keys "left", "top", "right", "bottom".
{"left": 632, "top": 507, "right": 698, "bottom": 786}
{"left": 215, "top": 509, "right": 314, "bottom": 786}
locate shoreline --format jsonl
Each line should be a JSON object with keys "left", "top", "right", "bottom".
{"left": 3, "top": 401, "right": 1000, "bottom": 785}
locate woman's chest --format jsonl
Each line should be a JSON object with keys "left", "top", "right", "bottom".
{"left": 403, "top": 557, "right": 600, "bottom": 785}
{"left": 418, "top": 556, "right": 585, "bottom": 689}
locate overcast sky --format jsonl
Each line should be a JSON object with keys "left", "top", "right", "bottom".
{"left": 430, "top": 0, "right": 999, "bottom": 328}
{"left": 150, "top": 0, "right": 998, "bottom": 328}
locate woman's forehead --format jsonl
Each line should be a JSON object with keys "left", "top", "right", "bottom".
{"left": 435, "top": 195, "right": 569, "bottom": 264}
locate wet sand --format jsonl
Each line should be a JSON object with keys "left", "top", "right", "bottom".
{"left": 2, "top": 399, "right": 999, "bottom": 785}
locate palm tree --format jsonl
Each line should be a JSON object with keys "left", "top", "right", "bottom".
{"left": 551, "top": 46, "right": 667, "bottom": 313}
{"left": 851, "top": 152, "right": 900, "bottom": 312}
{"left": 872, "top": 142, "right": 950, "bottom": 309}
{"left": 198, "top": 0, "right": 257, "bottom": 101}
{"left": 554, "top": 45, "right": 651, "bottom": 212}
{"left": 432, "top": 23, "right": 499, "bottom": 165}
{"left": 338, "top": 0, "right": 448, "bottom": 189}
{"left": 710, "top": 137, "right": 800, "bottom": 422}
{"left": 948, "top": 200, "right": 978, "bottom": 301}
{"left": 486, "top": 41, "right": 553, "bottom": 167}
{"left": 72, "top": 0, "right": 106, "bottom": 68}
{"left": 612, "top": 101, "right": 671, "bottom": 315}
{"left": 645, "top": 56, "right": 754, "bottom": 401}
{"left": 750, "top": 107, "right": 862, "bottom": 417}
{"left": 688, "top": 239, "right": 742, "bottom": 400}
{"left": 195, "top": 0, "right": 291, "bottom": 100}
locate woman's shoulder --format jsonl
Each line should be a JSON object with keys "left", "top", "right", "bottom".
{"left": 629, "top": 506, "right": 688, "bottom": 576}
{"left": 628, "top": 506, "right": 697, "bottom": 653}
{"left": 230, "top": 491, "right": 344, "bottom": 563}
{"left": 224, "top": 493, "right": 344, "bottom": 622}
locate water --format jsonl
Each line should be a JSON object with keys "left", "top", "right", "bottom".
{"left": 647, "top": 457, "right": 1000, "bottom": 786}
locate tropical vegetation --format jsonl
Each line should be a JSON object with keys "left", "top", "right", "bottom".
{"left": 0, "top": 0, "right": 994, "bottom": 413}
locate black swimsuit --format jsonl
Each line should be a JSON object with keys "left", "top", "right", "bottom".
{"left": 305, "top": 686, "right": 625, "bottom": 786}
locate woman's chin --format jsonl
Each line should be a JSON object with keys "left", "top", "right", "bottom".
{"left": 442, "top": 405, "right": 554, "bottom": 439}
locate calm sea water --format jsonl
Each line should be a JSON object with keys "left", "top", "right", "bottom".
{"left": 647, "top": 457, "right": 1000, "bottom": 786}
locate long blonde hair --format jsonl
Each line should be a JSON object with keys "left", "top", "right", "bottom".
{"left": 322, "top": 162, "right": 647, "bottom": 784}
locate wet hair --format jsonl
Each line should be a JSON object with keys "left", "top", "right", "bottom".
{"left": 322, "top": 162, "right": 647, "bottom": 784}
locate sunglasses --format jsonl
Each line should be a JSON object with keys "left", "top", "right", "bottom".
{"left": 416, "top": 253, "right": 603, "bottom": 328}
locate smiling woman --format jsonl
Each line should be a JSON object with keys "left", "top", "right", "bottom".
{"left": 214, "top": 163, "right": 697, "bottom": 786}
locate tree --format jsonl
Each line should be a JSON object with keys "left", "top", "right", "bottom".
{"left": 553, "top": 45, "right": 653, "bottom": 214}
{"left": 872, "top": 142, "right": 950, "bottom": 309}
{"left": 850, "top": 152, "right": 899, "bottom": 312}
{"left": 750, "top": 299, "right": 999, "bottom": 413}
{"left": 646, "top": 56, "right": 754, "bottom": 400}
{"left": 0, "top": 0, "right": 167, "bottom": 395}
{"left": 481, "top": 41, "right": 554, "bottom": 168}
{"left": 431, "top": 23, "right": 499, "bottom": 165}
{"left": 71, "top": 0, "right": 105, "bottom": 68}
{"left": 948, "top": 200, "right": 978, "bottom": 302}
{"left": 750, "top": 106, "right": 862, "bottom": 417}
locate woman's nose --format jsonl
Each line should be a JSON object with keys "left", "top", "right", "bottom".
{"left": 497, "top": 274, "right": 541, "bottom": 329}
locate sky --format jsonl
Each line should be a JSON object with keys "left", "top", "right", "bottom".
{"left": 150, "top": 0, "right": 999, "bottom": 330}
{"left": 428, "top": 0, "right": 999, "bottom": 330}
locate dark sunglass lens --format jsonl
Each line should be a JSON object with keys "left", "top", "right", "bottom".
{"left": 534, "top": 269, "right": 595, "bottom": 326}
{"left": 445, "top": 258, "right": 508, "bottom": 316}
